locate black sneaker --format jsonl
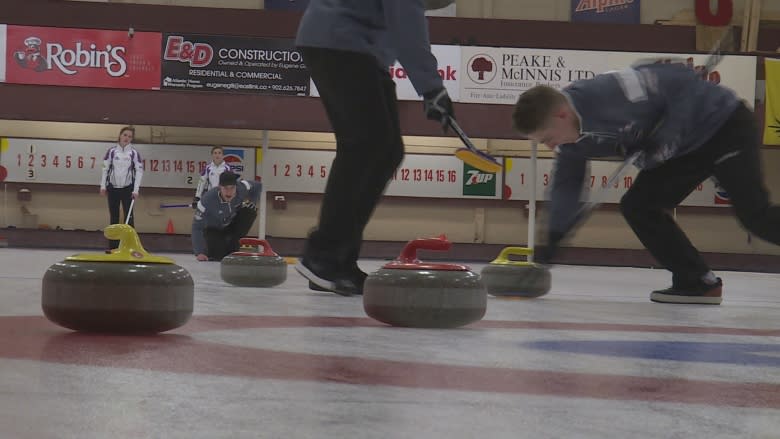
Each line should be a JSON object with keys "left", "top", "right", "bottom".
{"left": 308, "top": 281, "right": 332, "bottom": 292}
{"left": 308, "top": 267, "right": 367, "bottom": 295}
{"left": 296, "top": 257, "right": 359, "bottom": 297}
{"left": 650, "top": 278, "right": 723, "bottom": 305}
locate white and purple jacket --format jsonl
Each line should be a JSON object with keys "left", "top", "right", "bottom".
{"left": 100, "top": 144, "right": 143, "bottom": 193}
{"left": 195, "top": 161, "right": 233, "bottom": 198}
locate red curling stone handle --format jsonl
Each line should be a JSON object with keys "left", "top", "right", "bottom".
{"left": 239, "top": 238, "right": 278, "bottom": 256}
{"left": 384, "top": 234, "right": 469, "bottom": 271}
{"left": 397, "top": 235, "right": 451, "bottom": 264}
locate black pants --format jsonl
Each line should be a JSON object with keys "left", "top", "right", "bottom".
{"left": 620, "top": 103, "right": 780, "bottom": 286}
{"left": 203, "top": 206, "right": 258, "bottom": 261}
{"left": 300, "top": 47, "right": 405, "bottom": 271}
{"left": 106, "top": 185, "right": 134, "bottom": 249}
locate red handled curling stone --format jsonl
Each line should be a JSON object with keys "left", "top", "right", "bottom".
{"left": 480, "top": 247, "right": 551, "bottom": 298}
{"left": 220, "top": 238, "right": 287, "bottom": 287}
{"left": 363, "top": 236, "right": 486, "bottom": 328}
{"left": 41, "top": 224, "right": 194, "bottom": 334}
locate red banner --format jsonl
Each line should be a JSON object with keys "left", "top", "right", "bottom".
{"left": 5, "top": 25, "right": 161, "bottom": 90}
{"left": 695, "top": 0, "right": 732, "bottom": 26}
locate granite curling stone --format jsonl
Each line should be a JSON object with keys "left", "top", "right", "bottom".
{"left": 363, "top": 235, "right": 486, "bottom": 329}
{"left": 480, "top": 247, "right": 551, "bottom": 298}
{"left": 41, "top": 224, "right": 194, "bottom": 334}
{"left": 220, "top": 238, "right": 287, "bottom": 287}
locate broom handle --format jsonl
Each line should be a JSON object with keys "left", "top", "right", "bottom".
{"left": 125, "top": 198, "right": 136, "bottom": 225}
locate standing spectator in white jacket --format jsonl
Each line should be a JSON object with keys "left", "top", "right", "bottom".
{"left": 192, "top": 146, "right": 233, "bottom": 208}
{"left": 100, "top": 126, "right": 144, "bottom": 249}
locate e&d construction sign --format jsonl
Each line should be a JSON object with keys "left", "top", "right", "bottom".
{"left": 161, "top": 34, "right": 309, "bottom": 95}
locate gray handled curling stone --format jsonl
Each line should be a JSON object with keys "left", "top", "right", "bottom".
{"left": 481, "top": 247, "right": 551, "bottom": 298}
{"left": 42, "top": 224, "right": 194, "bottom": 334}
{"left": 220, "top": 238, "right": 287, "bottom": 287}
{"left": 363, "top": 235, "right": 486, "bottom": 329}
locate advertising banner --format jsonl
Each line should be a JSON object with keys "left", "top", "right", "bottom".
{"left": 310, "top": 45, "right": 460, "bottom": 101}
{"left": 392, "top": 45, "right": 461, "bottom": 101}
{"left": 503, "top": 157, "right": 726, "bottom": 207}
{"left": 262, "top": 148, "right": 502, "bottom": 199}
{"left": 5, "top": 25, "right": 161, "bottom": 90}
{"left": 0, "top": 138, "right": 256, "bottom": 189}
{"left": 161, "top": 33, "right": 309, "bottom": 95}
{"left": 0, "top": 24, "right": 6, "bottom": 82}
{"left": 460, "top": 46, "right": 756, "bottom": 106}
{"left": 763, "top": 58, "right": 780, "bottom": 146}
{"left": 570, "top": 0, "right": 640, "bottom": 23}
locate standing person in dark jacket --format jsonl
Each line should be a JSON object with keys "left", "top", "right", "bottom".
{"left": 294, "top": 0, "right": 456, "bottom": 296}
{"left": 192, "top": 172, "right": 262, "bottom": 262}
{"left": 100, "top": 126, "right": 144, "bottom": 250}
{"left": 512, "top": 62, "right": 780, "bottom": 305}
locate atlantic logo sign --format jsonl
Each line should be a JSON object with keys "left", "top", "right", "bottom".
{"left": 462, "top": 163, "right": 496, "bottom": 197}
{"left": 570, "top": 0, "right": 640, "bottom": 24}
{"left": 4, "top": 25, "right": 161, "bottom": 90}
{"left": 574, "top": 0, "right": 635, "bottom": 13}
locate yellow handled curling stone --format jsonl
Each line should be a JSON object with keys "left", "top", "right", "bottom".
{"left": 480, "top": 247, "right": 551, "bottom": 298}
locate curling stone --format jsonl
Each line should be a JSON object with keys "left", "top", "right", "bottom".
{"left": 220, "top": 238, "right": 287, "bottom": 287}
{"left": 41, "top": 224, "right": 194, "bottom": 334}
{"left": 363, "top": 235, "right": 486, "bottom": 329}
{"left": 480, "top": 247, "right": 551, "bottom": 298}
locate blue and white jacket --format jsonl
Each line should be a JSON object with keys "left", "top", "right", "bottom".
{"left": 295, "top": 0, "right": 443, "bottom": 96}
{"left": 549, "top": 62, "right": 741, "bottom": 235}
{"left": 191, "top": 178, "right": 263, "bottom": 255}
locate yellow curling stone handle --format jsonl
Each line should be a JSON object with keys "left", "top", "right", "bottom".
{"left": 66, "top": 224, "right": 174, "bottom": 264}
{"left": 489, "top": 246, "right": 534, "bottom": 266}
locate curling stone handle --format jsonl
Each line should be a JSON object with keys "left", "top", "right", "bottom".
{"left": 238, "top": 238, "right": 277, "bottom": 256}
{"left": 398, "top": 235, "right": 451, "bottom": 263}
{"left": 492, "top": 246, "right": 533, "bottom": 264}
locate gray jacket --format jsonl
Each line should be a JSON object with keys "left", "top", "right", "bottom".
{"left": 191, "top": 179, "right": 262, "bottom": 255}
{"left": 295, "top": 0, "right": 443, "bottom": 96}
{"left": 549, "top": 62, "right": 741, "bottom": 235}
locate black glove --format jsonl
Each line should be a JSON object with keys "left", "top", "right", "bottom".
{"left": 423, "top": 87, "right": 454, "bottom": 132}
{"left": 534, "top": 231, "right": 565, "bottom": 265}
{"left": 191, "top": 197, "right": 200, "bottom": 209}
{"left": 242, "top": 200, "right": 257, "bottom": 211}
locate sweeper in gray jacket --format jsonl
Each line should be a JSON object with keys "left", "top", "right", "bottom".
{"left": 294, "top": 0, "right": 455, "bottom": 296}
{"left": 512, "top": 61, "right": 780, "bottom": 305}
{"left": 192, "top": 172, "right": 262, "bottom": 261}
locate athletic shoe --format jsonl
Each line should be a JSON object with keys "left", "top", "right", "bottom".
{"left": 650, "top": 278, "right": 723, "bottom": 305}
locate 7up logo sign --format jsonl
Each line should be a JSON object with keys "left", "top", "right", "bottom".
{"left": 462, "top": 163, "right": 497, "bottom": 197}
